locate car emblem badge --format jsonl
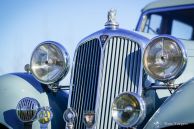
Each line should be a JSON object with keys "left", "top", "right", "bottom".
{"left": 37, "top": 106, "right": 53, "bottom": 129}
{"left": 83, "top": 111, "right": 96, "bottom": 128}
{"left": 100, "top": 35, "right": 109, "bottom": 47}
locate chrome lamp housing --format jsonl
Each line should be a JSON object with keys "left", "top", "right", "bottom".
{"left": 111, "top": 92, "right": 146, "bottom": 128}
{"left": 30, "top": 41, "right": 70, "bottom": 84}
{"left": 143, "top": 35, "right": 187, "bottom": 82}
{"left": 37, "top": 106, "right": 53, "bottom": 129}
{"left": 16, "top": 97, "right": 40, "bottom": 123}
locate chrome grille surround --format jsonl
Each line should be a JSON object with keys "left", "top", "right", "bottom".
{"left": 68, "top": 28, "right": 149, "bottom": 129}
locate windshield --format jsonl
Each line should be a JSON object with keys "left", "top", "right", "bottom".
{"left": 140, "top": 8, "right": 194, "bottom": 40}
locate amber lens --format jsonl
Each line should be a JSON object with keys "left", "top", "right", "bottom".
{"left": 112, "top": 92, "right": 145, "bottom": 127}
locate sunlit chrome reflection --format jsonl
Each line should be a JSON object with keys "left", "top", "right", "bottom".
{"left": 112, "top": 92, "right": 146, "bottom": 128}
{"left": 143, "top": 35, "right": 187, "bottom": 82}
{"left": 30, "top": 41, "right": 70, "bottom": 84}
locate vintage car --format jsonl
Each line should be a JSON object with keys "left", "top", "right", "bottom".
{"left": 1, "top": 0, "right": 194, "bottom": 129}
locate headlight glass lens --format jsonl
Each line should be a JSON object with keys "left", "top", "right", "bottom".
{"left": 112, "top": 92, "right": 146, "bottom": 128}
{"left": 31, "top": 41, "right": 70, "bottom": 84}
{"left": 143, "top": 36, "right": 187, "bottom": 81}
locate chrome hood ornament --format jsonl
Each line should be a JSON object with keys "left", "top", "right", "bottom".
{"left": 105, "top": 9, "right": 119, "bottom": 29}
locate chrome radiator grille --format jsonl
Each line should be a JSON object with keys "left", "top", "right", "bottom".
{"left": 96, "top": 37, "right": 141, "bottom": 129}
{"left": 70, "top": 39, "right": 101, "bottom": 129}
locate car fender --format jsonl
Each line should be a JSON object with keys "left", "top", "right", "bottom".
{"left": 0, "top": 73, "right": 68, "bottom": 129}
{"left": 143, "top": 77, "right": 194, "bottom": 129}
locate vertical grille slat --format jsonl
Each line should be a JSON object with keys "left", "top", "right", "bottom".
{"left": 108, "top": 37, "right": 119, "bottom": 129}
{"left": 77, "top": 42, "right": 90, "bottom": 129}
{"left": 112, "top": 38, "right": 122, "bottom": 129}
{"left": 132, "top": 43, "right": 137, "bottom": 93}
{"left": 86, "top": 40, "right": 95, "bottom": 110}
{"left": 75, "top": 45, "right": 86, "bottom": 129}
{"left": 96, "top": 36, "right": 141, "bottom": 129}
{"left": 136, "top": 47, "right": 141, "bottom": 93}
{"left": 99, "top": 39, "right": 112, "bottom": 129}
{"left": 70, "top": 39, "right": 101, "bottom": 129}
{"left": 105, "top": 38, "right": 117, "bottom": 129}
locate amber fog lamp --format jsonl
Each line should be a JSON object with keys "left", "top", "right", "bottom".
{"left": 16, "top": 97, "right": 40, "bottom": 123}
{"left": 143, "top": 35, "right": 187, "bottom": 82}
{"left": 111, "top": 92, "right": 146, "bottom": 128}
{"left": 37, "top": 106, "right": 53, "bottom": 129}
{"left": 30, "top": 41, "right": 70, "bottom": 84}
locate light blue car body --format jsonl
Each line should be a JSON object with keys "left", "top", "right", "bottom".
{"left": 0, "top": 73, "right": 68, "bottom": 129}
{"left": 1, "top": 0, "right": 194, "bottom": 129}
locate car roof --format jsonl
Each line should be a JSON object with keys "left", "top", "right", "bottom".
{"left": 142, "top": 0, "right": 194, "bottom": 12}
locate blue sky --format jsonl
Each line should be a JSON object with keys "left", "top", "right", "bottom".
{"left": 0, "top": 0, "right": 154, "bottom": 84}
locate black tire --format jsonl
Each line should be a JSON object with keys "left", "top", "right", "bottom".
{"left": 0, "top": 123, "right": 8, "bottom": 129}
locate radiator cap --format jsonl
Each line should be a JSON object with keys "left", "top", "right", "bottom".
{"left": 105, "top": 9, "right": 119, "bottom": 29}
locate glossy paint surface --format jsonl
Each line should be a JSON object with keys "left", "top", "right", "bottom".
{"left": 0, "top": 73, "right": 68, "bottom": 129}
{"left": 144, "top": 77, "right": 194, "bottom": 129}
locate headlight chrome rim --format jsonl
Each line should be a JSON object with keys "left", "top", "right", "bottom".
{"left": 111, "top": 92, "right": 146, "bottom": 128}
{"left": 143, "top": 35, "right": 187, "bottom": 82}
{"left": 30, "top": 41, "right": 70, "bottom": 84}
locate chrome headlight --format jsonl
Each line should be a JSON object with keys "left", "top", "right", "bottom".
{"left": 143, "top": 35, "right": 187, "bottom": 82}
{"left": 30, "top": 41, "right": 70, "bottom": 84}
{"left": 111, "top": 92, "right": 146, "bottom": 128}
{"left": 16, "top": 97, "right": 40, "bottom": 123}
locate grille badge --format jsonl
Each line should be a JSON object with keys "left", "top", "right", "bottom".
{"left": 100, "top": 35, "right": 109, "bottom": 47}
{"left": 83, "top": 111, "right": 96, "bottom": 128}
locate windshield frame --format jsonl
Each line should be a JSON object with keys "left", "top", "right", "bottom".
{"left": 136, "top": 4, "right": 194, "bottom": 32}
